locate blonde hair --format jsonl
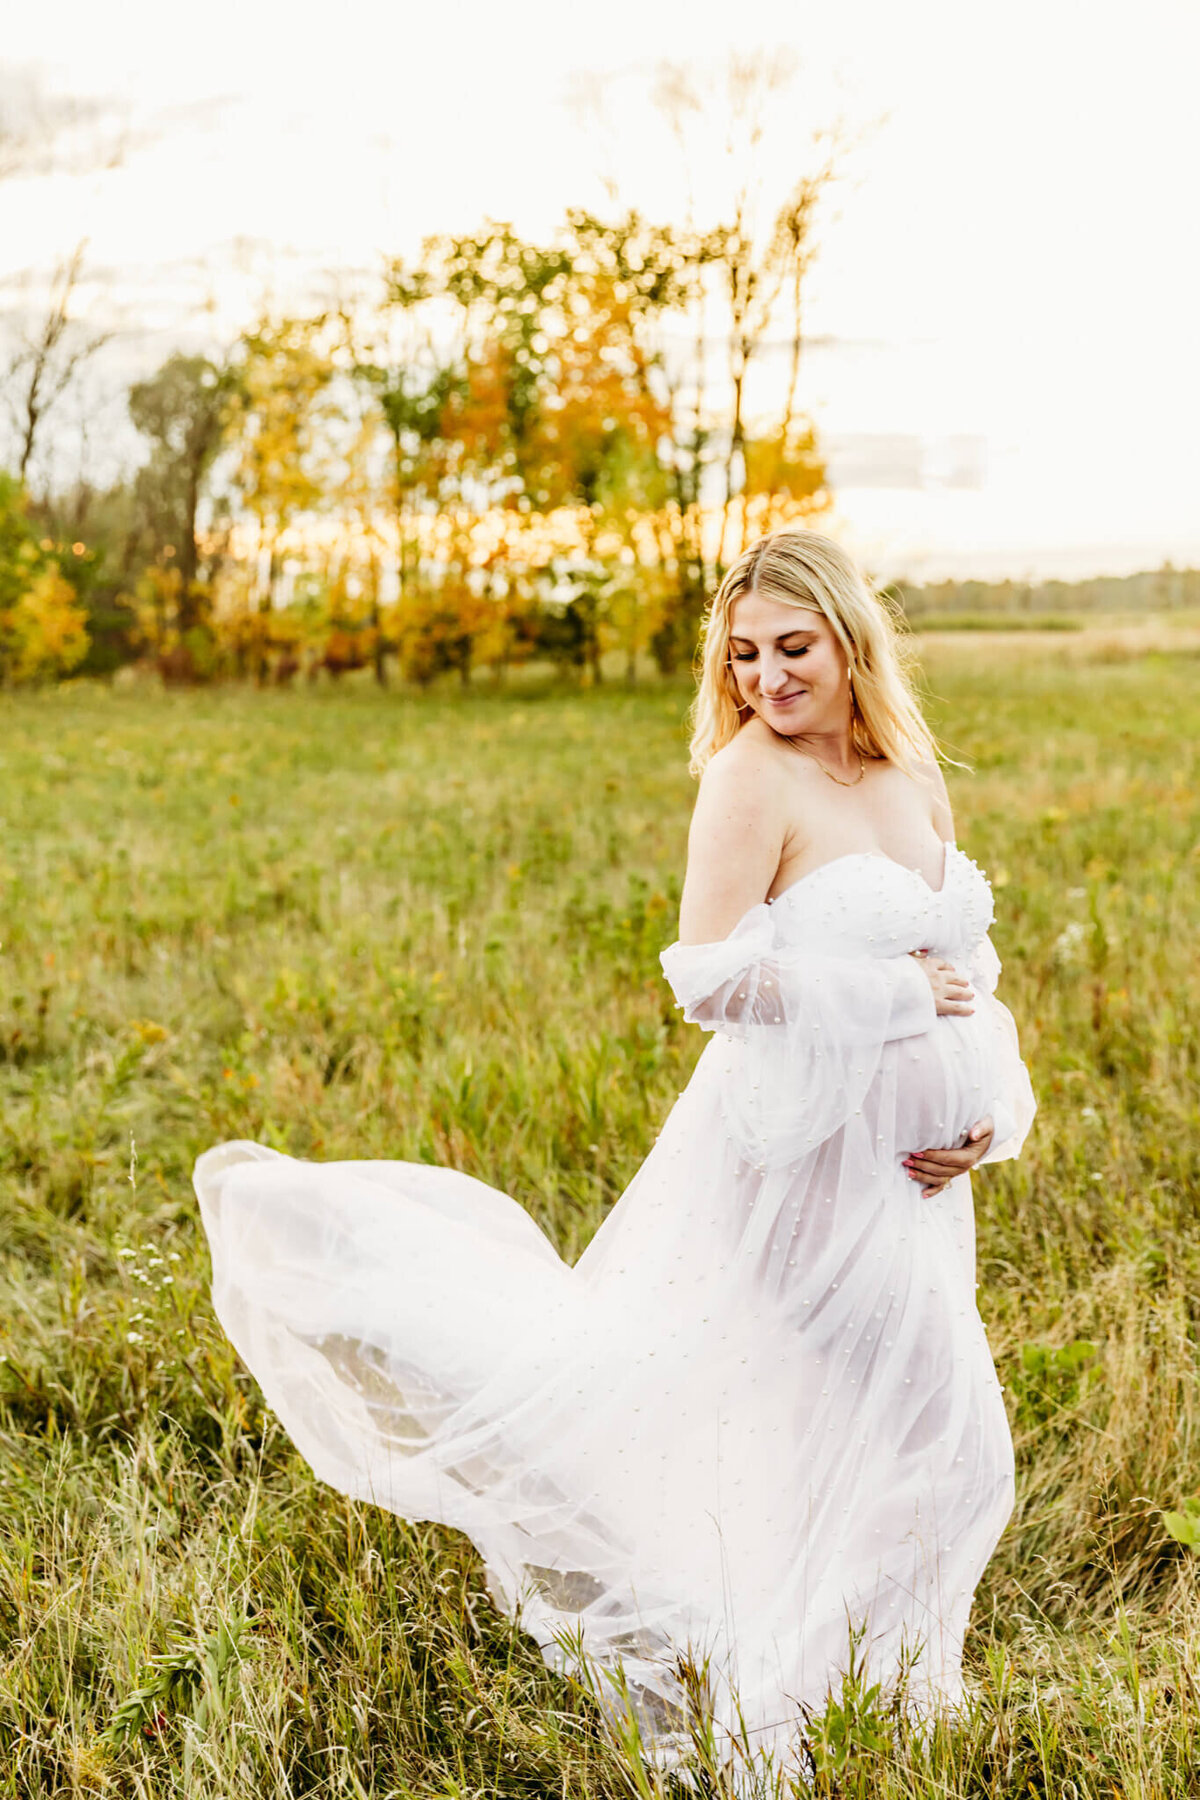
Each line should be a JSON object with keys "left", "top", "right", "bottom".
{"left": 688, "top": 529, "right": 938, "bottom": 778}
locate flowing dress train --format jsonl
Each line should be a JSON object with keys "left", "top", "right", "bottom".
{"left": 194, "top": 843, "right": 1035, "bottom": 1766}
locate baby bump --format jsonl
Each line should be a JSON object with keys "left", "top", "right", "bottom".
{"left": 879, "top": 1014, "right": 1001, "bottom": 1153}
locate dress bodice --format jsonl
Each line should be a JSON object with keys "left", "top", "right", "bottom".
{"left": 765, "top": 843, "right": 995, "bottom": 962}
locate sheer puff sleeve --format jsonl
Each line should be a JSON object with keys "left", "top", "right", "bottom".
{"left": 965, "top": 932, "right": 1037, "bottom": 1164}
{"left": 660, "top": 901, "right": 938, "bottom": 1171}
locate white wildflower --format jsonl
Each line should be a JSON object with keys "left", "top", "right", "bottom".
{"left": 1052, "top": 921, "right": 1087, "bottom": 963}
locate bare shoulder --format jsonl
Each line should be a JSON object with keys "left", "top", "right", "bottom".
{"left": 696, "top": 723, "right": 785, "bottom": 817}
{"left": 704, "top": 716, "right": 784, "bottom": 780}
{"left": 679, "top": 724, "right": 789, "bottom": 941}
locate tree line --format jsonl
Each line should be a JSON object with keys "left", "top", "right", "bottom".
{"left": 1, "top": 195, "right": 835, "bottom": 688}
{"left": 4, "top": 197, "right": 1196, "bottom": 691}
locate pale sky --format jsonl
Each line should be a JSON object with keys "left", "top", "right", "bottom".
{"left": 2, "top": 0, "right": 1197, "bottom": 581}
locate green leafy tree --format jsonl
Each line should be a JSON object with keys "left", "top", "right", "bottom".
{"left": 128, "top": 352, "right": 233, "bottom": 632}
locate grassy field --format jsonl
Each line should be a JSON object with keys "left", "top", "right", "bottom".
{"left": 1, "top": 638, "right": 1199, "bottom": 1797}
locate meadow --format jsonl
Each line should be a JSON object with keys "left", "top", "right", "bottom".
{"left": 1, "top": 629, "right": 1199, "bottom": 1797}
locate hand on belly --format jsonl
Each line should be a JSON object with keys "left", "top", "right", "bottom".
{"left": 888, "top": 1016, "right": 999, "bottom": 1196}
{"left": 903, "top": 1116, "right": 994, "bottom": 1197}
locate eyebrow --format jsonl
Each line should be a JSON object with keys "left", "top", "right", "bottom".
{"left": 728, "top": 628, "right": 818, "bottom": 645}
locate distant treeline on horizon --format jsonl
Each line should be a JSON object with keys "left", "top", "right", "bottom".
{"left": 887, "top": 564, "right": 1200, "bottom": 621}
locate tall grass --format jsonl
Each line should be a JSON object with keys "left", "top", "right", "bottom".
{"left": 1, "top": 647, "right": 1198, "bottom": 1796}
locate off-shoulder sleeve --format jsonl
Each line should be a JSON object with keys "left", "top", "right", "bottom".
{"left": 660, "top": 902, "right": 937, "bottom": 1169}
{"left": 965, "top": 932, "right": 1037, "bottom": 1164}
{"left": 660, "top": 903, "right": 937, "bottom": 1043}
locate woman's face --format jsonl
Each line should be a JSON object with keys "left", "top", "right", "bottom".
{"left": 727, "top": 590, "right": 851, "bottom": 735}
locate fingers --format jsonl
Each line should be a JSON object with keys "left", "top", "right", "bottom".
{"left": 906, "top": 1148, "right": 972, "bottom": 1175}
{"left": 904, "top": 1156, "right": 972, "bottom": 1192}
{"left": 905, "top": 1114, "right": 997, "bottom": 1191}
{"left": 904, "top": 1160, "right": 961, "bottom": 1184}
{"left": 910, "top": 1166, "right": 957, "bottom": 1195}
{"left": 933, "top": 966, "right": 974, "bottom": 1015}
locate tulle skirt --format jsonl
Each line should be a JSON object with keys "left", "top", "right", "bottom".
{"left": 195, "top": 1019, "right": 1015, "bottom": 1768}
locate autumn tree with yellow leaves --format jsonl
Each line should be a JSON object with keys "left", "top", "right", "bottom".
{"left": 3, "top": 190, "right": 834, "bottom": 687}
{"left": 367, "top": 198, "right": 829, "bottom": 679}
{"left": 219, "top": 315, "right": 337, "bottom": 678}
{"left": 0, "top": 474, "right": 89, "bottom": 684}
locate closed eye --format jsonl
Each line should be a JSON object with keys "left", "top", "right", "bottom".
{"left": 732, "top": 647, "right": 809, "bottom": 661}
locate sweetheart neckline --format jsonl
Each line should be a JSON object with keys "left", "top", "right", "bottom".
{"left": 767, "top": 842, "right": 961, "bottom": 909}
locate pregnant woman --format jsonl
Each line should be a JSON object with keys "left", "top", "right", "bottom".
{"left": 195, "top": 529, "right": 1035, "bottom": 1774}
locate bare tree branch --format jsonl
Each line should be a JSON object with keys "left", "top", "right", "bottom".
{"left": 3, "top": 241, "right": 115, "bottom": 487}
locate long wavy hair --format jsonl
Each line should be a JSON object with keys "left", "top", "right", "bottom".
{"left": 688, "top": 530, "right": 939, "bottom": 778}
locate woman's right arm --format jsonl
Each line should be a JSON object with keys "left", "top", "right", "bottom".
{"left": 677, "top": 745, "right": 786, "bottom": 945}
{"left": 665, "top": 750, "right": 941, "bottom": 1044}
{"left": 662, "top": 751, "right": 976, "bottom": 1169}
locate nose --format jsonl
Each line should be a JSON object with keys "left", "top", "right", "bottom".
{"left": 759, "top": 657, "right": 791, "bottom": 695}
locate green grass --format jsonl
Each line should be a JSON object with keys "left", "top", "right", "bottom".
{"left": 1, "top": 650, "right": 1198, "bottom": 1797}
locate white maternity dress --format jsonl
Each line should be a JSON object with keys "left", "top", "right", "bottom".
{"left": 194, "top": 843, "right": 1035, "bottom": 1766}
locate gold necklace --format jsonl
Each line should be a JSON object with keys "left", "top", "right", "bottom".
{"left": 781, "top": 735, "right": 866, "bottom": 787}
